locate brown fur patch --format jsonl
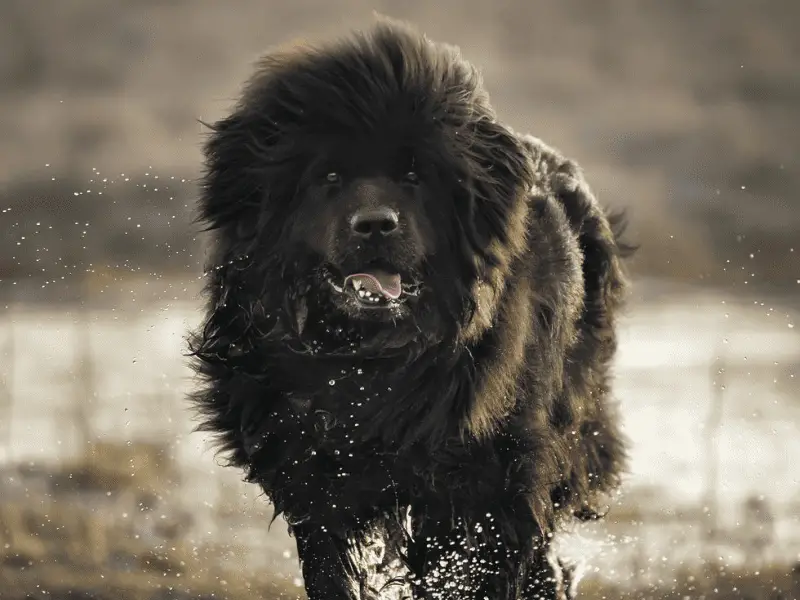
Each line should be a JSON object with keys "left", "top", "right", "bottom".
{"left": 461, "top": 183, "right": 532, "bottom": 343}
{"left": 467, "top": 271, "right": 534, "bottom": 438}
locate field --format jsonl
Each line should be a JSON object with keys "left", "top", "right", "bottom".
{"left": 2, "top": 1, "right": 799, "bottom": 596}
{"left": 1, "top": 277, "right": 799, "bottom": 597}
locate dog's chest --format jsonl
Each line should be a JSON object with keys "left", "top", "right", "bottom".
{"left": 283, "top": 362, "right": 399, "bottom": 445}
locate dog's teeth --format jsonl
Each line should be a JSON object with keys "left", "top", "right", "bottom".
{"left": 353, "top": 280, "right": 362, "bottom": 291}
{"left": 358, "top": 289, "right": 366, "bottom": 297}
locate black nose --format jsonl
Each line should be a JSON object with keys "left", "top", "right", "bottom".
{"left": 349, "top": 207, "right": 400, "bottom": 238}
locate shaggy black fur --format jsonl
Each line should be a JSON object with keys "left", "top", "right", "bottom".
{"left": 189, "top": 19, "right": 632, "bottom": 600}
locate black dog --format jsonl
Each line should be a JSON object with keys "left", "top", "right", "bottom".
{"left": 189, "top": 19, "right": 631, "bottom": 600}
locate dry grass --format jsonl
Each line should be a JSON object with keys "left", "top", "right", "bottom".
{"left": 0, "top": 566, "right": 302, "bottom": 600}
{"left": 3, "top": 559, "right": 798, "bottom": 599}
{"left": 1, "top": 481, "right": 796, "bottom": 599}
{"left": 581, "top": 563, "right": 800, "bottom": 600}
{"left": 0, "top": 444, "right": 302, "bottom": 599}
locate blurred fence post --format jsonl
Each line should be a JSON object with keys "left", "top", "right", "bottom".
{"left": 702, "top": 353, "right": 726, "bottom": 560}
{"left": 0, "top": 315, "right": 15, "bottom": 460}
{"left": 73, "top": 303, "right": 97, "bottom": 455}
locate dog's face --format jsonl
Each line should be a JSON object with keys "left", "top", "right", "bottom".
{"left": 200, "top": 22, "right": 536, "bottom": 350}
{"left": 286, "top": 137, "right": 441, "bottom": 322}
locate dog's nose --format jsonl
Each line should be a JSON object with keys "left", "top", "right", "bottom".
{"left": 349, "top": 207, "right": 399, "bottom": 238}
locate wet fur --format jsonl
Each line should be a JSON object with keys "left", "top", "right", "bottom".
{"left": 189, "top": 19, "right": 632, "bottom": 600}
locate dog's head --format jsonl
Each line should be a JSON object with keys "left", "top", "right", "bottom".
{"left": 198, "top": 21, "right": 535, "bottom": 353}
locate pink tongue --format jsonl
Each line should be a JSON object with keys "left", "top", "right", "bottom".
{"left": 346, "top": 271, "right": 402, "bottom": 299}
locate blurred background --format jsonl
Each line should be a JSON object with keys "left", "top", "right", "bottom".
{"left": 1, "top": 1, "right": 799, "bottom": 598}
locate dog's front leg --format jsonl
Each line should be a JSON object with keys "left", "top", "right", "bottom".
{"left": 518, "top": 545, "right": 575, "bottom": 600}
{"left": 407, "top": 511, "right": 510, "bottom": 599}
{"left": 408, "top": 507, "right": 572, "bottom": 600}
{"left": 293, "top": 525, "right": 361, "bottom": 600}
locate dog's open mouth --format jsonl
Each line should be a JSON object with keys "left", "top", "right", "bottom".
{"left": 346, "top": 270, "right": 402, "bottom": 304}
{"left": 328, "top": 268, "right": 419, "bottom": 309}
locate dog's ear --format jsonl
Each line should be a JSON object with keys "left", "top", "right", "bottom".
{"left": 197, "top": 114, "right": 268, "bottom": 236}
{"left": 460, "top": 119, "right": 534, "bottom": 258}
{"left": 197, "top": 50, "right": 315, "bottom": 241}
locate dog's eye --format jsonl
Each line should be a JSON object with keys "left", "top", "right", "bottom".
{"left": 325, "top": 172, "right": 341, "bottom": 184}
{"left": 404, "top": 171, "right": 419, "bottom": 185}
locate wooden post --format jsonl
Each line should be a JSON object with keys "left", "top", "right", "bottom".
{"left": 73, "top": 301, "right": 97, "bottom": 457}
{"left": 702, "top": 353, "right": 725, "bottom": 560}
{"left": 0, "top": 316, "right": 16, "bottom": 461}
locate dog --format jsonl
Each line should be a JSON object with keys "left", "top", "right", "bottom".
{"left": 189, "top": 18, "right": 631, "bottom": 600}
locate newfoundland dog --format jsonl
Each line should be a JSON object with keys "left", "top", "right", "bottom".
{"left": 189, "top": 18, "right": 631, "bottom": 600}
